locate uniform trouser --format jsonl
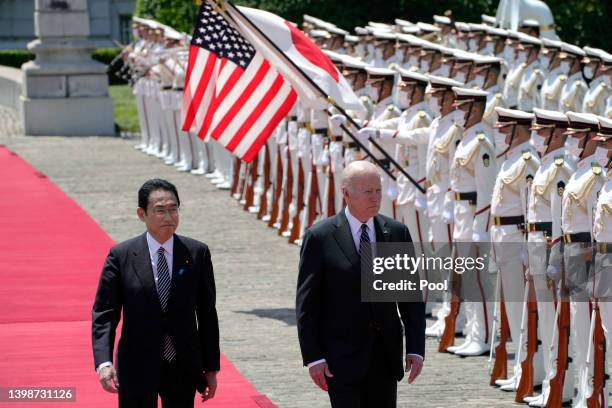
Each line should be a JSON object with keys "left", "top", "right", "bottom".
{"left": 175, "top": 111, "right": 193, "bottom": 170}
{"left": 428, "top": 216, "right": 465, "bottom": 328}
{"left": 135, "top": 94, "right": 150, "bottom": 148}
{"left": 250, "top": 147, "right": 266, "bottom": 211}
{"left": 528, "top": 233, "right": 556, "bottom": 394}
{"left": 213, "top": 139, "right": 233, "bottom": 184}
{"left": 263, "top": 139, "right": 277, "bottom": 220}
{"left": 491, "top": 225, "right": 527, "bottom": 378}
{"left": 274, "top": 143, "right": 289, "bottom": 227}
{"left": 145, "top": 93, "right": 161, "bottom": 154}
{"left": 297, "top": 153, "right": 313, "bottom": 241}
{"left": 284, "top": 147, "right": 299, "bottom": 234}
{"left": 456, "top": 241, "right": 494, "bottom": 345}
{"left": 326, "top": 141, "right": 344, "bottom": 216}
{"left": 565, "top": 242, "right": 592, "bottom": 402}
{"left": 397, "top": 202, "right": 436, "bottom": 306}
{"left": 163, "top": 108, "right": 180, "bottom": 164}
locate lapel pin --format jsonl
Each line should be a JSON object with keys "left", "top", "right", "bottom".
{"left": 178, "top": 268, "right": 184, "bottom": 276}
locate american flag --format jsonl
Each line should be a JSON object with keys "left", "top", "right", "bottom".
{"left": 181, "top": 1, "right": 296, "bottom": 162}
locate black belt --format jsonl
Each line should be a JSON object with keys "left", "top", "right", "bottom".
{"left": 453, "top": 191, "right": 477, "bottom": 205}
{"left": 528, "top": 222, "right": 552, "bottom": 236}
{"left": 597, "top": 242, "right": 612, "bottom": 253}
{"left": 289, "top": 116, "right": 297, "bottom": 121}
{"left": 330, "top": 135, "right": 343, "bottom": 142}
{"left": 162, "top": 85, "right": 172, "bottom": 90}
{"left": 347, "top": 142, "right": 359, "bottom": 149}
{"left": 563, "top": 232, "right": 592, "bottom": 243}
{"left": 493, "top": 215, "right": 525, "bottom": 227}
{"left": 173, "top": 87, "right": 184, "bottom": 91}
{"left": 313, "top": 127, "right": 327, "bottom": 134}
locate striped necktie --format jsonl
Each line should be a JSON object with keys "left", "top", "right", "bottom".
{"left": 360, "top": 223, "right": 372, "bottom": 267}
{"left": 156, "top": 247, "right": 176, "bottom": 362}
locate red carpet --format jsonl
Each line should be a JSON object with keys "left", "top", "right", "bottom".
{"left": 0, "top": 145, "right": 276, "bottom": 407}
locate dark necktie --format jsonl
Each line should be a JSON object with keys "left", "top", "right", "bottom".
{"left": 360, "top": 223, "right": 372, "bottom": 268}
{"left": 157, "top": 247, "right": 176, "bottom": 361}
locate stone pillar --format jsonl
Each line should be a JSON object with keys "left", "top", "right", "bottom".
{"left": 21, "top": 0, "right": 115, "bottom": 136}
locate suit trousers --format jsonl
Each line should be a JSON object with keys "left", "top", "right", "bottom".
{"left": 118, "top": 360, "right": 196, "bottom": 408}
{"left": 326, "top": 336, "right": 398, "bottom": 408}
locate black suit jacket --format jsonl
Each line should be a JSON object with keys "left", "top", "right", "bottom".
{"left": 92, "top": 233, "right": 220, "bottom": 396}
{"left": 296, "top": 211, "right": 425, "bottom": 383}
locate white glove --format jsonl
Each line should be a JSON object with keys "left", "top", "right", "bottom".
{"left": 330, "top": 114, "right": 346, "bottom": 127}
{"left": 358, "top": 127, "right": 378, "bottom": 139}
{"left": 546, "top": 265, "right": 561, "bottom": 281}
{"left": 414, "top": 196, "right": 427, "bottom": 211}
{"left": 471, "top": 231, "right": 489, "bottom": 242}
{"left": 386, "top": 183, "right": 399, "bottom": 200}
{"left": 442, "top": 209, "right": 454, "bottom": 224}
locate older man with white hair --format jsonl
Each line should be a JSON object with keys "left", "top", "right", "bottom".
{"left": 296, "top": 160, "right": 426, "bottom": 408}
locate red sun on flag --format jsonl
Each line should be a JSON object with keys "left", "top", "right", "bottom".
{"left": 284, "top": 21, "right": 339, "bottom": 83}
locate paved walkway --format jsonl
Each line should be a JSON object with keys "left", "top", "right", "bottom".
{"left": 0, "top": 131, "right": 519, "bottom": 407}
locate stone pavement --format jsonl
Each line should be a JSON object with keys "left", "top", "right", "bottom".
{"left": 0, "top": 131, "right": 519, "bottom": 407}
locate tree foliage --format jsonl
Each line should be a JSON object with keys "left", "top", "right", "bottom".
{"left": 134, "top": 0, "right": 611, "bottom": 50}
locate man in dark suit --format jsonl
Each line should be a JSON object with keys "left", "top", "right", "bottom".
{"left": 296, "top": 161, "right": 426, "bottom": 407}
{"left": 92, "top": 178, "right": 220, "bottom": 407}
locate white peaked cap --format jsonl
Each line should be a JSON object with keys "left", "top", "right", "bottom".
{"left": 566, "top": 111, "right": 600, "bottom": 126}
{"left": 452, "top": 86, "right": 489, "bottom": 98}
{"left": 561, "top": 42, "right": 586, "bottom": 57}
{"left": 427, "top": 75, "right": 463, "bottom": 88}
{"left": 434, "top": 15, "right": 452, "bottom": 25}
{"left": 366, "top": 66, "right": 396, "bottom": 76}
{"left": 495, "top": 107, "right": 535, "bottom": 120}
{"left": 481, "top": 14, "right": 497, "bottom": 24}
{"left": 417, "top": 22, "right": 441, "bottom": 32}
{"left": 397, "top": 67, "right": 429, "bottom": 82}
{"left": 533, "top": 108, "right": 568, "bottom": 122}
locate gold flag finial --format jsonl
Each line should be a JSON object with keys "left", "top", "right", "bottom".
{"left": 212, "top": 0, "right": 226, "bottom": 12}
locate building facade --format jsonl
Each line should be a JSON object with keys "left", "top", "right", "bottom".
{"left": 0, "top": 0, "right": 135, "bottom": 50}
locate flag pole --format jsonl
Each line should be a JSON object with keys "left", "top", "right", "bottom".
{"left": 219, "top": 0, "right": 426, "bottom": 193}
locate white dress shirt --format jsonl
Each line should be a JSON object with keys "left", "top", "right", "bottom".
{"left": 96, "top": 233, "right": 174, "bottom": 374}
{"left": 308, "top": 208, "right": 423, "bottom": 368}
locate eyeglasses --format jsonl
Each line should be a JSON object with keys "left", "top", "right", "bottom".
{"left": 151, "top": 207, "right": 179, "bottom": 217}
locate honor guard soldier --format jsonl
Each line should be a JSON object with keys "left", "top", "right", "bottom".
{"left": 502, "top": 31, "right": 528, "bottom": 109}
{"left": 489, "top": 108, "right": 541, "bottom": 394}
{"left": 421, "top": 74, "right": 466, "bottom": 338}
{"left": 587, "top": 117, "right": 612, "bottom": 408}
{"left": 548, "top": 112, "right": 608, "bottom": 406}
{"left": 523, "top": 109, "right": 576, "bottom": 407}
{"left": 517, "top": 34, "right": 545, "bottom": 113}
{"left": 446, "top": 86, "right": 496, "bottom": 357}
{"left": 581, "top": 47, "right": 611, "bottom": 116}
{"left": 559, "top": 43, "right": 588, "bottom": 113}
{"left": 539, "top": 38, "right": 566, "bottom": 111}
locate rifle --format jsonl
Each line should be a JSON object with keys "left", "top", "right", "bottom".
{"left": 586, "top": 301, "right": 607, "bottom": 408}
{"left": 288, "top": 157, "right": 305, "bottom": 243}
{"left": 438, "top": 243, "right": 461, "bottom": 352}
{"left": 268, "top": 143, "right": 283, "bottom": 228}
{"left": 307, "top": 163, "right": 320, "bottom": 228}
{"left": 278, "top": 147, "right": 293, "bottom": 235}
{"left": 515, "top": 271, "right": 539, "bottom": 402}
{"left": 547, "top": 259, "right": 571, "bottom": 408}
{"left": 230, "top": 156, "right": 241, "bottom": 197}
{"left": 489, "top": 270, "right": 510, "bottom": 385}
{"left": 257, "top": 144, "right": 271, "bottom": 220}
{"left": 326, "top": 164, "right": 336, "bottom": 217}
{"left": 243, "top": 156, "right": 258, "bottom": 211}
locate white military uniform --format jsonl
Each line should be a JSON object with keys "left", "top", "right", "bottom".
{"left": 540, "top": 65, "right": 568, "bottom": 111}
{"left": 518, "top": 61, "right": 545, "bottom": 112}
{"left": 526, "top": 145, "right": 576, "bottom": 407}
{"left": 448, "top": 95, "right": 497, "bottom": 357}
{"left": 560, "top": 153, "right": 607, "bottom": 405}
{"left": 490, "top": 134, "right": 541, "bottom": 391}
{"left": 582, "top": 76, "right": 611, "bottom": 116}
